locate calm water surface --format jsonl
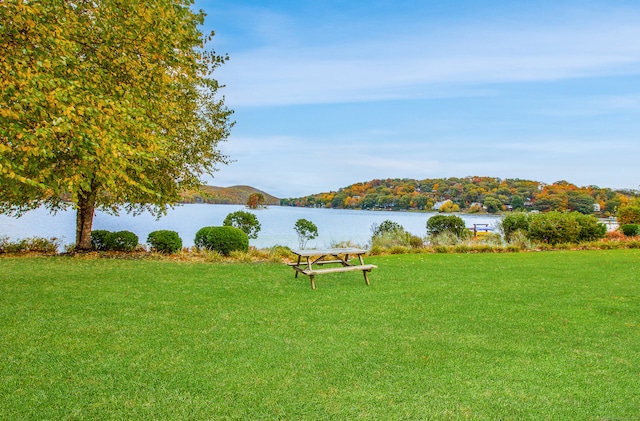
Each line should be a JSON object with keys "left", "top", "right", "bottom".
{"left": 0, "top": 205, "right": 503, "bottom": 249}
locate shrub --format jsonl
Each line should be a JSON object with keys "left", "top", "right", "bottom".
{"left": 389, "top": 245, "right": 409, "bottom": 255}
{"left": 478, "top": 232, "right": 505, "bottom": 247}
{"left": 506, "top": 245, "right": 521, "bottom": 253}
{"left": 500, "top": 212, "right": 530, "bottom": 242}
{"left": 617, "top": 205, "right": 640, "bottom": 225}
{"left": 454, "top": 244, "right": 471, "bottom": 253}
{"left": 268, "top": 245, "right": 294, "bottom": 263}
{"left": 371, "top": 220, "right": 423, "bottom": 250}
{"left": 526, "top": 211, "right": 606, "bottom": 245}
{"left": 621, "top": 224, "right": 640, "bottom": 237}
{"left": 371, "top": 220, "right": 404, "bottom": 237}
{"left": 429, "top": 231, "right": 461, "bottom": 246}
{"left": 471, "top": 244, "right": 495, "bottom": 253}
{"left": 427, "top": 215, "right": 468, "bottom": 239}
{"left": 432, "top": 245, "right": 451, "bottom": 253}
{"left": 147, "top": 230, "right": 182, "bottom": 253}
{"left": 371, "top": 230, "right": 411, "bottom": 249}
{"left": 228, "top": 250, "right": 253, "bottom": 263}
{"left": 91, "top": 230, "right": 112, "bottom": 251}
{"left": 91, "top": 230, "right": 138, "bottom": 252}
{"left": 368, "top": 244, "right": 385, "bottom": 256}
{"left": 507, "top": 230, "right": 532, "bottom": 249}
{"left": 409, "top": 235, "right": 424, "bottom": 248}
{"left": 3, "top": 240, "right": 23, "bottom": 253}
{"left": 223, "top": 211, "right": 261, "bottom": 239}
{"left": 194, "top": 226, "right": 248, "bottom": 255}
{"left": 330, "top": 240, "right": 364, "bottom": 249}
{"left": 0, "top": 236, "right": 60, "bottom": 253}
{"left": 574, "top": 214, "right": 607, "bottom": 242}
{"left": 605, "top": 230, "right": 626, "bottom": 241}
{"left": 196, "top": 248, "right": 224, "bottom": 262}
{"left": 0, "top": 236, "right": 8, "bottom": 252}
{"left": 29, "top": 237, "right": 60, "bottom": 253}
{"left": 527, "top": 211, "right": 581, "bottom": 245}
{"left": 109, "top": 231, "right": 139, "bottom": 252}
{"left": 597, "top": 242, "right": 619, "bottom": 250}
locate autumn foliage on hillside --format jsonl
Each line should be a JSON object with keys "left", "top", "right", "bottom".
{"left": 181, "top": 185, "right": 279, "bottom": 206}
{"left": 281, "top": 177, "right": 637, "bottom": 215}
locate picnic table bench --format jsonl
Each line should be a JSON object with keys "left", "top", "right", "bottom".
{"left": 289, "top": 248, "right": 377, "bottom": 289}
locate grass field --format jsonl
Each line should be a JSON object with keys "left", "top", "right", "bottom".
{"left": 1, "top": 250, "right": 639, "bottom": 420}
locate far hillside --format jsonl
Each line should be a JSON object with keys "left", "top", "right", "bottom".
{"left": 281, "top": 176, "right": 638, "bottom": 215}
{"left": 181, "top": 185, "right": 280, "bottom": 206}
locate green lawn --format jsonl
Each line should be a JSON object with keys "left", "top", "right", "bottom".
{"left": 1, "top": 250, "right": 639, "bottom": 420}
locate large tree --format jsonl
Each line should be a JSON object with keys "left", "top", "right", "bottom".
{"left": 0, "top": 0, "right": 233, "bottom": 250}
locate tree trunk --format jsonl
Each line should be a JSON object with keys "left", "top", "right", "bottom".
{"left": 76, "top": 188, "right": 97, "bottom": 251}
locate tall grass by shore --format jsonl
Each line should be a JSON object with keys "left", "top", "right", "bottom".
{"left": 1, "top": 250, "right": 639, "bottom": 419}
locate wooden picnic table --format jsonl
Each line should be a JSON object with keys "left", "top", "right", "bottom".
{"left": 289, "top": 248, "right": 377, "bottom": 289}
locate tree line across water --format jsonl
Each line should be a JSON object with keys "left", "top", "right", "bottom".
{"left": 281, "top": 176, "right": 638, "bottom": 215}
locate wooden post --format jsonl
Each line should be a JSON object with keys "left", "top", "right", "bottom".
{"left": 294, "top": 255, "right": 301, "bottom": 278}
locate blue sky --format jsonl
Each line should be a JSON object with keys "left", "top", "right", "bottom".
{"left": 194, "top": 0, "right": 640, "bottom": 198}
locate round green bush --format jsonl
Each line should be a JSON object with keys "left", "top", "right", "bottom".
{"left": 90, "top": 230, "right": 139, "bottom": 251}
{"left": 426, "top": 215, "right": 468, "bottom": 238}
{"left": 91, "top": 230, "right": 112, "bottom": 251}
{"left": 194, "top": 226, "right": 248, "bottom": 255}
{"left": 621, "top": 224, "right": 640, "bottom": 237}
{"left": 108, "top": 230, "right": 139, "bottom": 251}
{"left": 147, "top": 230, "right": 182, "bottom": 253}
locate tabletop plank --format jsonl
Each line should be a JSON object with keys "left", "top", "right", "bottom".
{"left": 291, "top": 248, "right": 368, "bottom": 257}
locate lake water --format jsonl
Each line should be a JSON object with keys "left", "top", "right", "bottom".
{"left": 0, "top": 205, "right": 503, "bottom": 249}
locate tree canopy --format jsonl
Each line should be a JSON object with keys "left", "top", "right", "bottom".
{"left": 0, "top": 0, "right": 233, "bottom": 250}
{"left": 223, "top": 210, "right": 261, "bottom": 240}
{"left": 294, "top": 219, "right": 318, "bottom": 249}
{"left": 246, "top": 192, "right": 265, "bottom": 209}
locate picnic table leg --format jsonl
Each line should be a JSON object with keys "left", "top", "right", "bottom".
{"left": 310, "top": 275, "right": 316, "bottom": 290}
{"left": 294, "top": 255, "right": 301, "bottom": 278}
{"left": 358, "top": 254, "right": 370, "bottom": 285}
{"left": 362, "top": 270, "right": 371, "bottom": 286}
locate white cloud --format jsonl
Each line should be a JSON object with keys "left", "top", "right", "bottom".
{"left": 215, "top": 9, "right": 640, "bottom": 107}
{"left": 535, "top": 93, "right": 640, "bottom": 116}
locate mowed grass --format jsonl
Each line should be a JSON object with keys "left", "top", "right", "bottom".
{"left": 1, "top": 250, "right": 639, "bottom": 420}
